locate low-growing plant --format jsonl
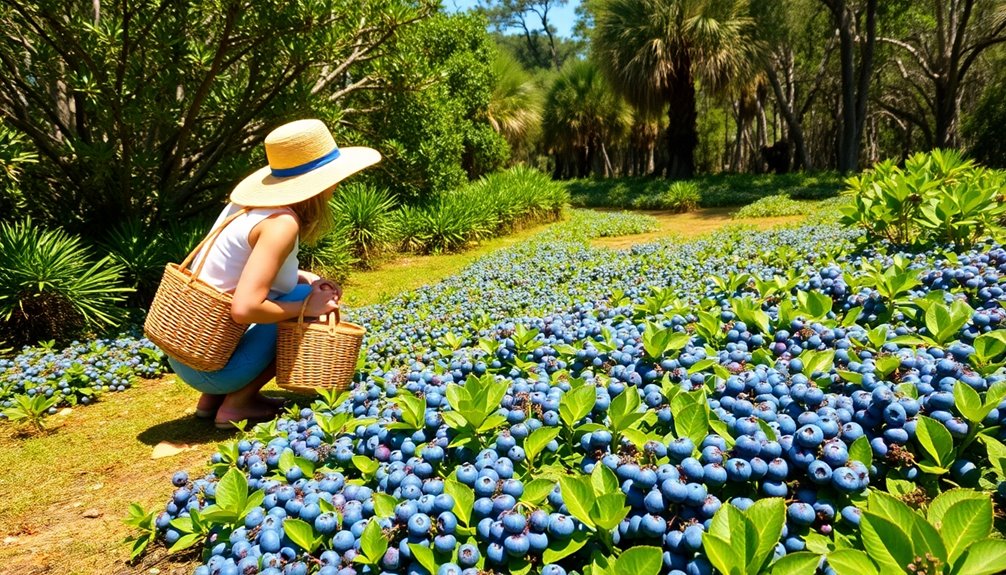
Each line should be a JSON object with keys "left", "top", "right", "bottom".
{"left": 733, "top": 194, "right": 808, "bottom": 218}
{"left": 2, "top": 392, "right": 60, "bottom": 431}
{"left": 330, "top": 183, "right": 398, "bottom": 266}
{"left": 841, "top": 149, "right": 1006, "bottom": 249}
{"left": 631, "top": 181, "right": 700, "bottom": 212}
{"left": 0, "top": 218, "right": 132, "bottom": 347}
{"left": 298, "top": 222, "right": 359, "bottom": 284}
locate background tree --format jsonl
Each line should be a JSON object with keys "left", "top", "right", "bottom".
{"left": 877, "top": 0, "right": 1006, "bottom": 150}
{"left": 542, "top": 59, "right": 629, "bottom": 178}
{"left": 487, "top": 50, "right": 543, "bottom": 163}
{"left": 0, "top": 0, "right": 445, "bottom": 238}
{"left": 819, "top": 0, "right": 878, "bottom": 173}
{"left": 592, "top": 0, "right": 758, "bottom": 178}
{"left": 479, "top": 0, "right": 570, "bottom": 70}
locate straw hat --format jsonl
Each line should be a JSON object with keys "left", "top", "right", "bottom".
{"left": 230, "top": 119, "right": 381, "bottom": 207}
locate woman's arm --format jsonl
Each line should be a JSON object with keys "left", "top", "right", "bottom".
{"left": 230, "top": 214, "right": 339, "bottom": 324}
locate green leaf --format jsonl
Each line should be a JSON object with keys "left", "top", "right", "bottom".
{"left": 955, "top": 383, "right": 985, "bottom": 424}
{"left": 590, "top": 493, "right": 629, "bottom": 531}
{"left": 409, "top": 543, "right": 437, "bottom": 575}
{"left": 941, "top": 498, "right": 993, "bottom": 563}
{"left": 560, "top": 385, "right": 596, "bottom": 428}
{"left": 703, "top": 533, "right": 742, "bottom": 575}
{"left": 837, "top": 370, "right": 863, "bottom": 384}
{"left": 214, "top": 467, "right": 248, "bottom": 514}
{"left": 915, "top": 415, "right": 955, "bottom": 470}
{"left": 951, "top": 538, "right": 1006, "bottom": 575}
{"left": 801, "top": 349, "right": 836, "bottom": 376}
{"left": 168, "top": 532, "right": 202, "bottom": 553}
{"left": 352, "top": 455, "right": 380, "bottom": 476}
{"left": 859, "top": 511, "right": 915, "bottom": 573}
{"left": 559, "top": 476, "right": 596, "bottom": 530}
{"left": 674, "top": 402, "right": 710, "bottom": 448}
{"left": 444, "top": 479, "right": 475, "bottom": 527}
{"left": 875, "top": 355, "right": 901, "bottom": 378}
{"left": 609, "top": 388, "right": 642, "bottom": 432}
{"left": 590, "top": 463, "right": 620, "bottom": 496}
{"left": 929, "top": 489, "right": 990, "bottom": 525}
{"left": 521, "top": 478, "right": 555, "bottom": 505}
{"left": 373, "top": 493, "right": 398, "bottom": 518}
{"left": 849, "top": 436, "right": 873, "bottom": 469}
{"left": 542, "top": 529, "right": 589, "bottom": 563}
{"left": 524, "top": 427, "right": 560, "bottom": 465}
{"left": 284, "top": 518, "right": 320, "bottom": 554}
{"left": 826, "top": 549, "right": 879, "bottom": 575}
{"left": 797, "top": 290, "right": 833, "bottom": 320}
{"left": 614, "top": 546, "right": 663, "bottom": 575}
{"left": 768, "top": 552, "right": 821, "bottom": 575}
{"left": 747, "top": 498, "right": 786, "bottom": 572}
{"left": 361, "top": 519, "right": 388, "bottom": 563}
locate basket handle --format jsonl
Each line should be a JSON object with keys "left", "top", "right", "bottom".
{"left": 296, "top": 292, "right": 342, "bottom": 335}
{"left": 178, "top": 207, "right": 253, "bottom": 281}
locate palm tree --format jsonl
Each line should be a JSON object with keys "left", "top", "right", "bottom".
{"left": 542, "top": 59, "right": 631, "bottom": 178}
{"left": 592, "top": 0, "right": 758, "bottom": 178}
{"left": 487, "top": 50, "right": 543, "bottom": 161}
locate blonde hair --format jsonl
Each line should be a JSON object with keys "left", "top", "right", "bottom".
{"left": 289, "top": 185, "right": 336, "bottom": 246}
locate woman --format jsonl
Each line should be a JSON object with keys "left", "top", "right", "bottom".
{"left": 167, "top": 119, "right": 380, "bottom": 428}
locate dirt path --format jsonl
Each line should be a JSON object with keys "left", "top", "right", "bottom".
{"left": 589, "top": 207, "right": 806, "bottom": 249}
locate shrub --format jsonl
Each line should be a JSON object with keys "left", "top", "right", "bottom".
{"left": 733, "top": 195, "right": 808, "bottom": 218}
{"left": 0, "top": 219, "right": 131, "bottom": 348}
{"left": 396, "top": 166, "right": 568, "bottom": 254}
{"left": 330, "top": 183, "right": 398, "bottom": 267}
{"left": 630, "top": 181, "right": 700, "bottom": 212}
{"left": 99, "top": 216, "right": 212, "bottom": 307}
{"left": 298, "top": 223, "right": 359, "bottom": 285}
{"left": 841, "top": 149, "right": 1006, "bottom": 249}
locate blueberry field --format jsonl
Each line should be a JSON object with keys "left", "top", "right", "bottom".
{"left": 122, "top": 194, "right": 1006, "bottom": 575}
{"left": 4, "top": 193, "right": 1006, "bottom": 575}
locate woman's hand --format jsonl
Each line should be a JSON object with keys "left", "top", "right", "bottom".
{"left": 311, "top": 278, "right": 343, "bottom": 303}
{"left": 304, "top": 283, "right": 340, "bottom": 318}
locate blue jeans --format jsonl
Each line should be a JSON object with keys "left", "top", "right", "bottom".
{"left": 168, "top": 284, "right": 312, "bottom": 394}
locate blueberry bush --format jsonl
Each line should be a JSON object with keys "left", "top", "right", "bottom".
{"left": 0, "top": 335, "right": 167, "bottom": 428}
{"left": 132, "top": 210, "right": 1006, "bottom": 575}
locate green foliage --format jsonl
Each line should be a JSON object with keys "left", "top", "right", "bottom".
{"left": 394, "top": 166, "right": 567, "bottom": 254}
{"left": 537, "top": 209, "right": 658, "bottom": 240}
{"left": 733, "top": 195, "right": 809, "bottom": 218}
{"left": 703, "top": 498, "right": 818, "bottom": 575}
{"left": 2, "top": 393, "right": 60, "bottom": 431}
{"left": 542, "top": 59, "right": 630, "bottom": 179}
{"left": 330, "top": 183, "right": 398, "bottom": 267}
{"left": 964, "top": 73, "right": 1006, "bottom": 169}
{"left": 0, "top": 122, "right": 37, "bottom": 216}
{"left": 0, "top": 0, "right": 434, "bottom": 238}
{"left": 629, "top": 181, "right": 701, "bottom": 212}
{"left": 297, "top": 224, "right": 359, "bottom": 285}
{"left": 488, "top": 49, "right": 543, "bottom": 160}
{"left": 0, "top": 219, "right": 130, "bottom": 347}
{"left": 821, "top": 490, "right": 1006, "bottom": 575}
{"left": 362, "top": 13, "right": 507, "bottom": 200}
{"left": 841, "top": 150, "right": 1006, "bottom": 249}
{"left": 566, "top": 173, "right": 843, "bottom": 210}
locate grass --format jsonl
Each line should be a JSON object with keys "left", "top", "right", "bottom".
{"left": 588, "top": 207, "right": 810, "bottom": 249}
{"left": 566, "top": 172, "right": 844, "bottom": 211}
{"left": 0, "top": 204, "right": 815, "bottom": 574}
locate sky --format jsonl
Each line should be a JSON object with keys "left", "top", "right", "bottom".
{"left": 443, "top": 0, "right": 582, "bottom": 39}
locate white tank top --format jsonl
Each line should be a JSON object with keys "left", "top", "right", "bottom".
{"left": 191, "top": 203, "right": 300, "bottom": 298}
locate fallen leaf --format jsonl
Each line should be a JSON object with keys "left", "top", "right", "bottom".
{"left": 82, "top": 508, "right": 101, "bottom": 518}
{"left": 151, "top": 441, "right": 192, "bottom": 459}
{"left": 58, "top": 408, "right": 72, "bottom": 416}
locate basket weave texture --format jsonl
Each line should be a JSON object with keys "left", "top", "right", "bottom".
{"left": 276, "top": 297, "right": 366, "bottom": 394}
{"left": 144, "top": 208, "right": 250, "bottom": 371}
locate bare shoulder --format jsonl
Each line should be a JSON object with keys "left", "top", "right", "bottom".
{"left": 251, "top": 210, "right": 299, "bottom": 248}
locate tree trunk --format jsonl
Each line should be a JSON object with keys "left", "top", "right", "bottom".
{"left": 827, "top": 0, "right": 877, "bottom": 173}
{"left": 765, "top": 64, "right": 812, "bottom": 170}
{"left": 665, "top": 62, "right": 697, "bottom": 179}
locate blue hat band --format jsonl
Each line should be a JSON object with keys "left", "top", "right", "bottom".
{"left": 270, "top": 146, "right": 341, "bottom": 178}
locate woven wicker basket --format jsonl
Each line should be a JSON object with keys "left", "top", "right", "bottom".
{"left": 144, "top": 208, "right": 250, "bottom": 371}
{"left": 276, "top": 296, "right": 366, "bottom": 394}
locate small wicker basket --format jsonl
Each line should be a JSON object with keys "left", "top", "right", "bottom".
{"left": 276, "top": 295, "right": 366, "bottom": 394}
{"left": 144, "top": 208, "right": 250, "bottom": 371}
